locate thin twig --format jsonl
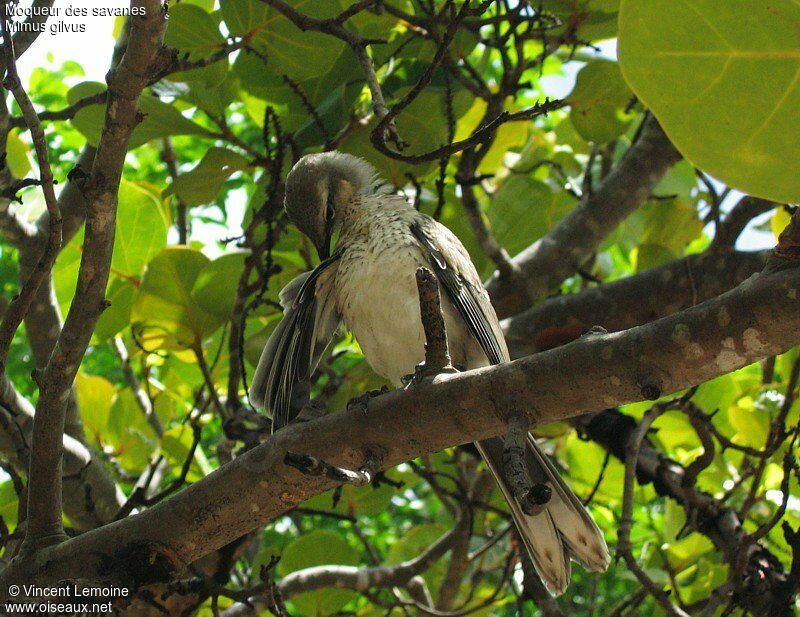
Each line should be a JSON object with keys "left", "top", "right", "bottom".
{"left": 0, "top": 2, "right": 62, "bottom": 369}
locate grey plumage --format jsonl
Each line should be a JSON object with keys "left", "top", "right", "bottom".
{"left": 252, "top": 151, "right": 610, "bottom": 594}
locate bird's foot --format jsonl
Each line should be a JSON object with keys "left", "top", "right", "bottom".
{"left": 402, "top": 361, "right": 461, "bottom": 388}
{"left": 346, "top": 386, "right": 390, "bottom": 414}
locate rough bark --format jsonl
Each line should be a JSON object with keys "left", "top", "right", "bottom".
{"left": 503, "top": 250, "right": 768, "bottom": 357}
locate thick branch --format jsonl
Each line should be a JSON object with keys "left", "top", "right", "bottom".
{"left": 502, "top": 250, "right": 768, "bottom": 357}
{"left": 1, "top": 261, "right": 798, "bottom": 592}
{"left": 23, "top": 1, "right": 168, "bottom": 549}
{"left": 486, "top": 115, "right": 682, "bottom": 317}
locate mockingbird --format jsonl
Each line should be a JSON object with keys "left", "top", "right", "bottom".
{"left": 252, "top": 151, "right": 609, "bottom": 594}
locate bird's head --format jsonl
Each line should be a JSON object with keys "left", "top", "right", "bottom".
{"left": 284, "top": 152, "right": 377, "bottom": 260}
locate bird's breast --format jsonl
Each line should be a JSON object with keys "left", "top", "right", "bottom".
{"left": 334, "top": 217, "right": 486, "bottom": 384}
{"left": 335, "top": 228, "right": 430, "bottom": 384}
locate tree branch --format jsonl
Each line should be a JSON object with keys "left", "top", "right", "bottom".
{"left": 711, "top": 196, "right": 776, "bottom": 250}
{"left": 486, "top": 115, "right": 682, "bottom": 317}
{"left": 1, "top": 258, "right": 798, "bottom": 592}
{"left": 502, "top": 250, "right": 769, "bottom": 357}
{"left": 22, "top": 0, "right": 168, "bottom": 550}
{"left": 0, "top": 374, "right": 125, "bottom": 530}
{"left": 618, "top": 401, "right": 690, "bottom": 617}
{"left": 0, "top": 1, "right": 62, "bottom": 368}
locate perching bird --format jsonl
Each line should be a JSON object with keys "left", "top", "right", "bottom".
{"left": 251, "top": 151, "right": 610, "bottom": 594}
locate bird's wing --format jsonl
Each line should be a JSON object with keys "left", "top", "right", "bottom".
{"left": 410, "top": 216, "right": 509, "bottom": 364}
{"left": 250, "top": 254, "right": 341, "bottom": 432}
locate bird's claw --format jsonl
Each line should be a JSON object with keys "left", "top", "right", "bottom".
{"left": 403, "top": 361, "right": 460, "bottom": 388}
{"left": 346, "top": 386, "right": 390, "bottom": 414}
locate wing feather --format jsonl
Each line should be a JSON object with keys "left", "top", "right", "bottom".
{"left": 410, "top": 218, "right": 508, "bottom": 364}
{"left": 251, "top": 255, "right": 341, "bottom": 431}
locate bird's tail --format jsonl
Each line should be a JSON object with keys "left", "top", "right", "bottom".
{"left": 475, "top": 436, "right": 610, "bottom": 595}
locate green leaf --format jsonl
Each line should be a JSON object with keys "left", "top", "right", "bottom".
{"left": 94, "top": 278, "right": 137, "bottom": 342}
{"left": 220, "top": 0, "right": 270, "bottom": 37}
{"left": 114, "top": 180, "right": 169, "bottom": 277}
{"left": 489, "top": 176, "right": 576, "bottom": 256}
{"left": 772, "top": 207, "right": 792, "bottom": 240}
{"left": 107, "top": 389, "right": 158, "bottom": 471}
{"left": 5, "top": 130, "right": 31, "bottom": 178}
{"left": 131, "top": 247, "right": 224, "bottom": 350}
{"left": 727, "top": 396, "right": 770, "bottom": 448}
{"left": 243, "top": 0, "right": 347, "bottom": 81}
{"left": 0, "top": 482, "right": 19, "bottom": 527}
{"left": 183, "top": 74, "right": 240, "bottom": 117}
{"left": 301, "top": 478, "right": 397, "bottom": 518}
{"left": 569, "top": 61, "right": 636, "bottom": 143}
{"left": 191, "top": 251, "right": 247, "bottom": 321}
{"left": 618, "top": 0, "right": 800, "bottom": 202}
{"left": 279, "top": 530, "right": 359, "bottom": 616}
{"left": 164, "top": 3, "right": 225, "bottom": 60}
{"left": 161, "top": 424, "right": 212, "bottom": 482}
{"left": 70, "top": 82, "right": 209, "bottom": 149}
{"left": 171, "top": 147, "right": 250, "bottom": 206}
{"left": 75, "top": 373, "right": 116, "bottom": 444}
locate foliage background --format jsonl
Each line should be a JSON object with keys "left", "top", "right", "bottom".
{"left": 0, "top": 0, "right": 798, "bottom": 615}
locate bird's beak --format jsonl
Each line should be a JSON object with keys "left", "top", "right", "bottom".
{"left": 315, "top": 228, "right": 331, "bottom": 261}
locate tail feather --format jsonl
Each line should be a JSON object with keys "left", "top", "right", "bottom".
{"left": 524, "top": 435, "right": 610, "bottom": 572}
{"left": 476, "top": 438, "right": 571, "bottom": 595}
{"left": 476, "top": 436, "right": 610, "bottom": 596}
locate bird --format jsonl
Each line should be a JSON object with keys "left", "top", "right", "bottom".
{"left": 251, "top": 151, "right": 610, "bottom": 594}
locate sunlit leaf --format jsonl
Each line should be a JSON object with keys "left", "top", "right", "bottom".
{"left": 619, "top": 0, "right": 800, "bottom": 202}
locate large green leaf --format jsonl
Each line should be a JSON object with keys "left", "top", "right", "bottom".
{"left": 618, "top": 0, "right": 800, "bottom": 202}
{"left": 107, "top": 389, "right": 159, "bottom": 471}
{"left": 191, "top": 251, "right": 247, "bottom": 321}
{"left": 182, "top": 74, "right": 240, "bottom": 118}
{"left": 279, "top": 530, "right": 359, "bottom": 616}
{"left": 170, "top": 148, "right": 250, "bottom": 206}
{"left": 224, "top": 0, "right": 347, "bottom": 81}
{"left": 75, "top": 373, "right": 116, "bottom": 444}
{"left": 569, "top": 61, "right": 636, "bottom": 143}
{"left": 70, "top": 82, "right": 209, "bottom": 149}
{"left": 0, "top": 482, "right": 19, "bottom": 526}
{"left": 488, "top": 176, "right": 577, "bottom": 257}
{"left": 114, "top": 180, "right": 169, "bottom": 277}
{"left": 220, "top": 0, "right": 270, "bottom": 37}
{"left": 131, "top": 247, "right": 224, "bottom": 350}
{"left": 94, "top": 278, "right": 137, "bottom": 342}
{"left": 5, "top": 130, "right": 31, "bottom": 178}
{"left": 164, "top": 3, "right": 225, "bottom": 60}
